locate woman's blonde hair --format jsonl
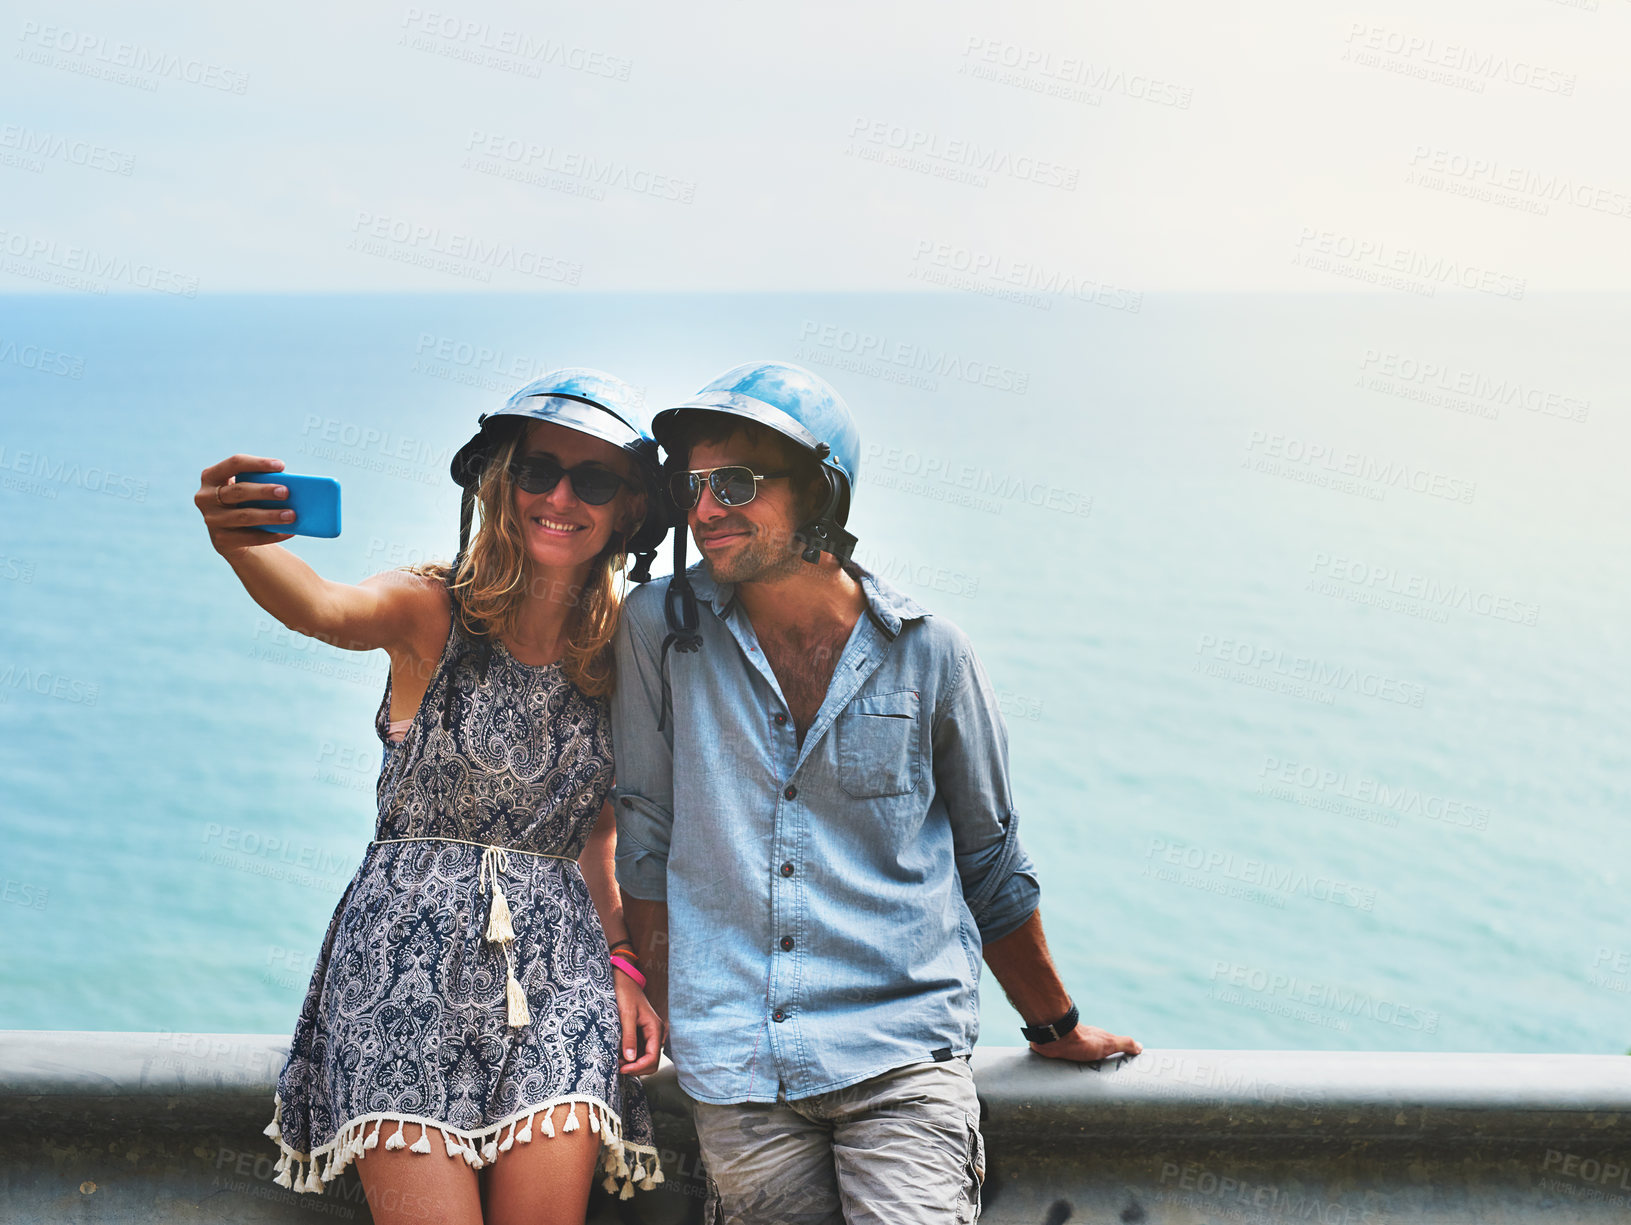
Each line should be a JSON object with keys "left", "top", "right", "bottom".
{"left": 404, "top": 425, "right": 644, "bottom": 698}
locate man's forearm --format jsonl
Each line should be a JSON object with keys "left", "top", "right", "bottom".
{"left": 624, "top": 897, "right": 671, "bottom": 1022}
{"left": 984, "top": 908, "right": 1143, "bottom": 1061}
{"left": 981, "top": 908, "right": 1072, "bottom": 1024}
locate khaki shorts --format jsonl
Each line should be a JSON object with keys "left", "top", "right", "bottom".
{"left": 689, "top": 1058, "right": 986, "bottom": 1225}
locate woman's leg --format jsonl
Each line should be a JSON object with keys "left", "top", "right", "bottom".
{"left": 482, "top": 1116, "right": 603, "bottom": 1225}
{"left": 355, "top": 1129, "right": 483, "bottom": 1225}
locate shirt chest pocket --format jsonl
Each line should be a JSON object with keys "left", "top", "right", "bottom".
{"left": 835, "top": 690, "right": 922, "bottom": 798}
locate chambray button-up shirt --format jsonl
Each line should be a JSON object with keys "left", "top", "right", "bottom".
{"left": 611, "top": 560, "right": 1039, "bottom": 1105}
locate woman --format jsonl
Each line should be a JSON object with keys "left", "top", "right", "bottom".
{"left": 192, "top": 369, "right": 669, "bottom": 1225}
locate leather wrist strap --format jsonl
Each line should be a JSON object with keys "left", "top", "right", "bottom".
{"left": 1021, "top": 1000, "right": 1079, "bottom": 1045}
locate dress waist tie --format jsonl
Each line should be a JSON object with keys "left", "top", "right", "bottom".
{"left": 371, "top": 836, "right": 577, "bottom": 1029}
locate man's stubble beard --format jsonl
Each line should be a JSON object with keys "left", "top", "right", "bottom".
{"left": 699, "top": 524, "right": 808, "bottom": 585}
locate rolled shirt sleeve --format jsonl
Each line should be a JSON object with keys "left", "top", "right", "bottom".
{"left": 609, "top": 593, "right": 676, "bottom": 902}
{"left": 932, "top": 641, "right": 1041, "bottom": 943}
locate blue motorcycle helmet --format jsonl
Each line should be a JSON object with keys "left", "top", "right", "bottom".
{"left": 650, "top": 360, "right": 862, "bottom": 664}
{"left": 653, "top": 360, "right": 861, "bottom": 565}
{"left": 450, "top": 367, "right": 669, "bottom": 583}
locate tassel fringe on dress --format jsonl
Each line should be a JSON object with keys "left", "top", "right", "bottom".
{"left": 264, "top": 1091, "right": 664, "bottom": 1200}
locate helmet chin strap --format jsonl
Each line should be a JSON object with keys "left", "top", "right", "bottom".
{"left": 626, "top": 502, "right": 657, "bottom": 582}
{"left": 656, "top": 527, "right": 702, "bottom": 732}
{"left": 794, "top": 468, "right": 857, "bottom": 565}
{"left": 457, "top": 485, "right": 476, "bottom": 560}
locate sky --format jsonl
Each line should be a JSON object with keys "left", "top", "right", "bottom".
{"left": 4, "top": 0, "right": 1630, "bottom": 294}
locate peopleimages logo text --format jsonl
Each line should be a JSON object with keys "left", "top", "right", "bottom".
{"left": 0, "top": 228, "right": 199, "bottom": 296}
{"left": 463, "top": 131, "right": 694, "bottom": 203}
{"left": 1408, "top": 147, "right": 1628, "bottom": 219}
{"left": 862, "top": 441, "right": 1092, "bottom": 517}
{"left": 0, "top": 125, "right": 134, "bottom": 174}
{"left": 847, "top": 118, "right": 1079, "bottom": 190}
{"left": 911, "top": 241, "right": 1142, "bottom": 311}
{"left": 1310, "top": 552, "right": 1539, "bottom": 626}
{"left": 799, "top": 321, "right": 1028, "bottom": 395}
{"left": 1294, "top": 227, "right": 1525, "bottom": 299}
{"left": 1343, "top": 24, "right": 1576, "bottom": 95}
{"left": 16, "top": 21, "right": 250, "bottom": 92}
{"left": 1211, "top": 961, "right": 1440, "bottom": 1032}
{"left": 1196, "top": 634, "right": 1427, "bottom": 708}
{"left": 959, "top": 37, "right": 1193, "bottom": 109}
{"left": 1259, "top": 756, "right": 1491, "bottom": 830}
{"left": 398, "top": 9, "right": 632, "bottom": 79}
{"left": 1359, "top": 349, "right": 1588, "bottom": 423}
{"left": 1244, "top": 431, "right": 1476, "bottom": 504}
{"left": 0, "top": 445, "right": 148, "bottom": 500}
{"left": 350, "top": 212, "right": 581, "bottom": 284}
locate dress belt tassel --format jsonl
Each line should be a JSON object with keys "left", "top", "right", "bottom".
{"left": 480, "top": 845, "right": 531, "bottom": 1028}
{"left": 372, "top": 836, "right": 576, "bottom": 1030}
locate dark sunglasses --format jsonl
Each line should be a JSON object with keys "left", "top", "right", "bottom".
{"left": 507, "top": 453, "right": 633, "bottom": 506}
{"left": 668, "top": 464, "right": 792, "bottom": 510}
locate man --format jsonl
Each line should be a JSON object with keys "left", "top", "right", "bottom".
{"left": 611, "top": 361, "right": 1139, "bottom": 1223}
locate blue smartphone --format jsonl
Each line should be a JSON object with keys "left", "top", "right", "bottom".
{"left": 237, "top": 472, "right": 342, "bottom": 538}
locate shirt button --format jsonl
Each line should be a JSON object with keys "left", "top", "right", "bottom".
{"left": 772, "top": 1009, "right": 787, "bottom": 1023}
{"left": 783, "top": 785, "right": 797, "bottom": 800}
{"left": 774, "top": 713, "right": 787, "bottom": 725}
{"left": 779, "top": 936, "right": 795, "bottom": 952}
{"left": 779, "top": 862, "right": 795, "bottom": 877}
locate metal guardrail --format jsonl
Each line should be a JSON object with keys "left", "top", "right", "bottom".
{"left": 2, "top": 1031, "right": 1629, "bottom": 1222}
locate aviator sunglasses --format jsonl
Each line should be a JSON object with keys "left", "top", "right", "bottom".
{"left": 507, "top": 453, "right": 633, "bottom": 505}
{"left": 668, "top": 464, "right": 792, "bottom": 510}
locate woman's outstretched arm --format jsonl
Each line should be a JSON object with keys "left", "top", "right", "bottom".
{"left": 195, "top": 452, "right": 433, "bottom": 653}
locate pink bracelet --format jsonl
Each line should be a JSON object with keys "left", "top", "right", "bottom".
{"left": 610, "top": 954, "right": 647, "bottom": 988}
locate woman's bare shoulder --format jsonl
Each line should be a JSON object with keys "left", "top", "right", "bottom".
{"left": 361, "top": 566, "right": 454, "bottom": 660}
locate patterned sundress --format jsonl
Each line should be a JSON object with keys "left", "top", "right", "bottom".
{"left": 263, "top": 599, "right": 661, "bottom": 1199}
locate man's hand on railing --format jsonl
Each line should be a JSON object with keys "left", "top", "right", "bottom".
{"left": 1030, "top": 1023, "right": 1142, "bottom": 1064}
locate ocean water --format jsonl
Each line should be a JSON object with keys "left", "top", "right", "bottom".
{"left": 0, "top": 290, "right": 1625, "bottom": 1055}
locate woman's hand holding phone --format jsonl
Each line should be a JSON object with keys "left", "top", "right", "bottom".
{"left": 195, "top": 455, "right": 297, "bottom": 555}
{"left": 197, "top": 457, "right": 340, "bottom": 548}
{"left": 194, "top": 454, "right": 397, "bottom": 654}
